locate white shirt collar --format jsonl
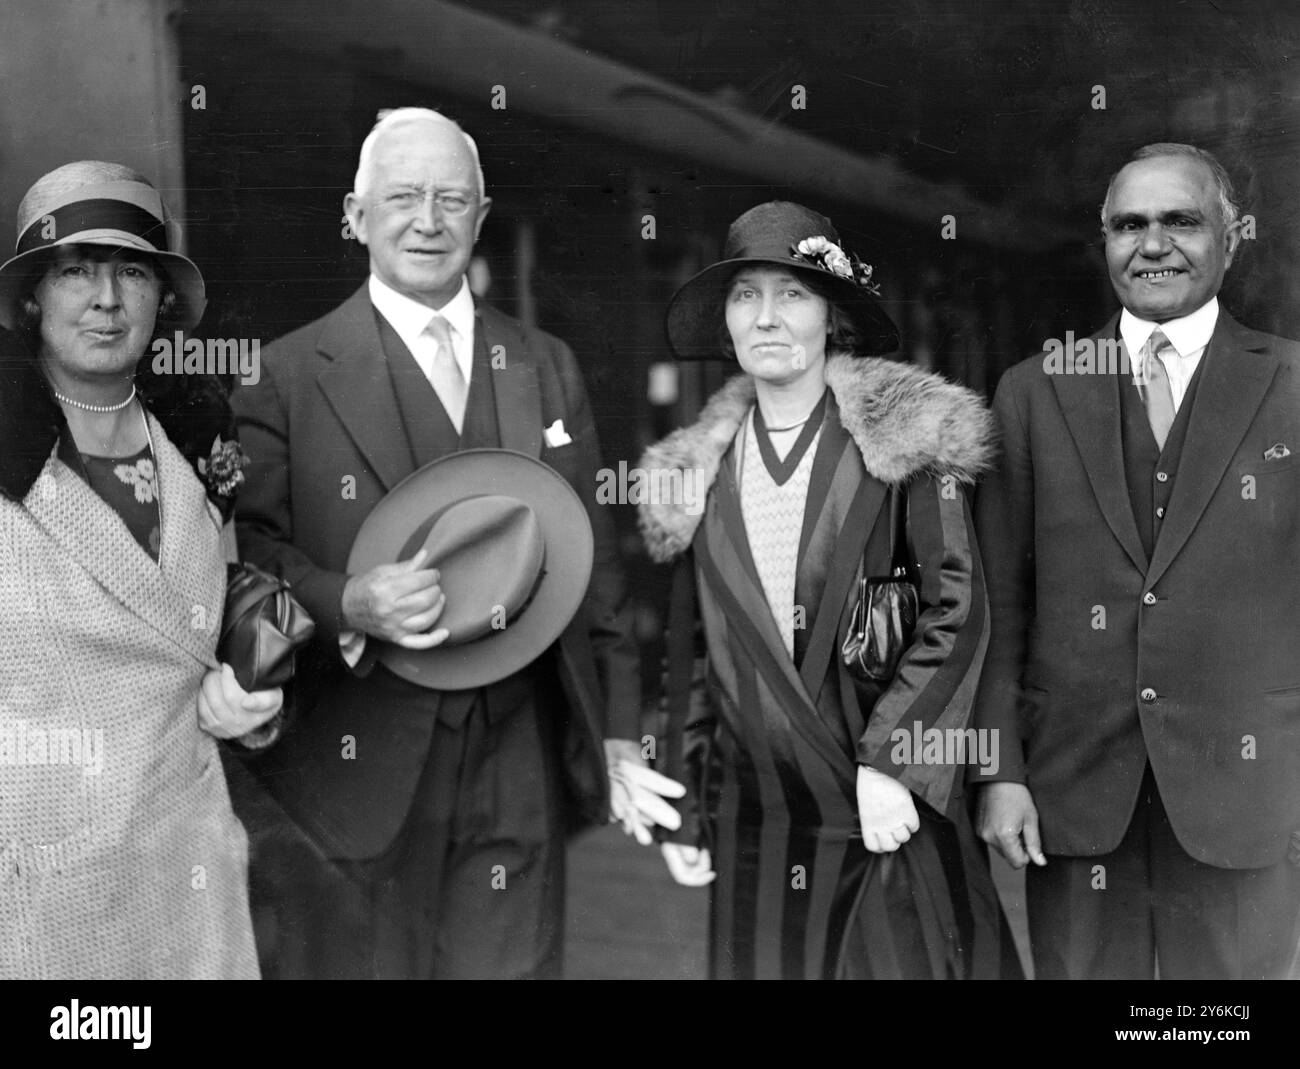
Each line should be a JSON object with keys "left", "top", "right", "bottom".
{"left": 367, "top": 273, "right": 476, "bottom": 375}
{"left": 1120, "top": 296, "right": 1219, "bottom": 359}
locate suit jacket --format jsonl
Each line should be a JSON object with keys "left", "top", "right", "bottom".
{"left": 0, "top": 401, "right": 258, "bottom": 978}
{"left": 231, "top": 283, "right": 639, "bottom": 859}
{"left": 975, "top": 309, "right": 1300, "bottom": 868}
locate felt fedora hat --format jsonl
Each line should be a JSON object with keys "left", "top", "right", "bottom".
{"left": 666, "top": 200, "right": 900, "bottom": 360}
{"left": 0, "top": 160, "right": 206, "bottom": 331}
{"left": 346, "top": 448, "right": 594, "bottom": 691}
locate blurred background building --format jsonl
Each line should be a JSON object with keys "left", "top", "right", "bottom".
{"left": 3, "top": 0, "right": 1297, "bottom": 977}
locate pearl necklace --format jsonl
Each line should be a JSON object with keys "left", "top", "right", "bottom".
{"left": 53, "top": 384, "right": 137, "bottom": 413}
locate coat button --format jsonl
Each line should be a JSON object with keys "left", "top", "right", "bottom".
{"left": 1156, "top": 506, "right": 1165, "bottom": 518}
{"left": 1140, "top": 687, "right": 1157, "bottom": 703}
{"left": 1156, "top": 472, "right": 1169, "bottom": 483}
{"left": 1143, "top": 592, "right": 1157, "bottom": 605}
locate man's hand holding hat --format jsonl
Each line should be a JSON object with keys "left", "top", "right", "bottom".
{"left": 346, "top": 450, "right": 595, "bottom": 689}
{"left": 342, "top": 547, "right": 450, "bottom": 649}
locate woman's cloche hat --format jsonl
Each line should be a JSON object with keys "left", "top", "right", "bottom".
{"left": 666, "top": 200, "right": 900, "bottom": 360}
{"left": 346, "top": 448, "right": 595, "bottom": 691}
{"left": 0, "top": 160, "right": 206, "bottom": 331}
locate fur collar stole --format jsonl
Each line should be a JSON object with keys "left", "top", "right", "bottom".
{"left": 638, "top": 354, "right": 996, "bottom": 563}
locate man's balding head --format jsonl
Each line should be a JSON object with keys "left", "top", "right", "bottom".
{"left": 1101, "top": 143, "right": 1244, "bottom": 322}
{"left": 1101, "top": 142, "right": 1240, "bottom": 229}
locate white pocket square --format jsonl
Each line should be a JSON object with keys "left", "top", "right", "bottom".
{"left": 544, "top": 419, "right": 572, "bottom": 447}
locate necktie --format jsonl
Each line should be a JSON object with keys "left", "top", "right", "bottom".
{"left": 425, "top": 314, "right": 466, "bottom": 434}
{"left": 1140, "top": 328, "right": 1176, "bottom": 450}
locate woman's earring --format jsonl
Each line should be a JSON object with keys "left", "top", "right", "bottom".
{"left": 21, "top": 296, "right": 40, "bottom": 318}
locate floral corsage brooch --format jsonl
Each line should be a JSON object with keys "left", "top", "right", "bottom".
{"left": 196, "top": 435, "right": 249, "bottom": 521}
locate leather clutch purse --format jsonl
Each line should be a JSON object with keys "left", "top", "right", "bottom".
{"left": 841, "top": 485, "right": 918, "bottom": 686}
{"left": 218, "top": 562, "right": 316, "bottom": 692}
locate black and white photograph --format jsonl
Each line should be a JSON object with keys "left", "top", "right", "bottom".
{"left": 1, "top": 0, "right": 1297, "bottom": 1037}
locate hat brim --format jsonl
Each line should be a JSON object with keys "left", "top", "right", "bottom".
{"left": 665, "top": 255, "right": 900, "bottom": 361}
{"left": 0, "top": 234, "right": 207, "bottom": 331}
{"left": 346, "top": 448, "right": 595, "bottom": 691}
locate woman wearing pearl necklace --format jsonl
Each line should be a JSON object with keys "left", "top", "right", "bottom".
{"left": 0, "top": 160, "right": 282, "bottom": 979}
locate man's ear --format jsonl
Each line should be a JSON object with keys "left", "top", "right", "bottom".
{"left": 1222, "top": 218, "right": 1244, "bottom": 270}
{"left": 343, "top": 192, "right": 367, "bottom": 246}
{"left": 473, "top": 196, "right": 493, "bottom": 242}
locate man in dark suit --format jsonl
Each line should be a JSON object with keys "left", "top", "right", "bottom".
{"left": 974, "top": 142, "right": 1300, "bottom": 979}
{"left": 231, "top": 108, "right": 645, "bottom": 979}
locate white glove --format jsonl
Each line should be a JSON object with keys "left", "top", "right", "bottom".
{"left": 609, "top": 760, "right": 686, "bottom": 845}
{"left": 856, "top": 765, "right": 920, "bottom": 853}
{"left": 661, "top": 843, "right": 715, "bottom": 886}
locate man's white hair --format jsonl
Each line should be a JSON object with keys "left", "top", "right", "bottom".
{"left": 352, "top": 107, "right": 485, "bottom": 201}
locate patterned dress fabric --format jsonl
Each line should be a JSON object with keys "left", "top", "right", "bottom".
{"left": 0, "top": 413, "right": 259, "bottom": 979}
{"left": 78, "top": 445, "right": 161, "bottom": 561}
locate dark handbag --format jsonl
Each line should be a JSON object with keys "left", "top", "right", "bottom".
{"left": 217, "top": 562, "right": 316, "bottom": 692}
{"left": 841, "top": 483, "right": 918, "bottom": 685}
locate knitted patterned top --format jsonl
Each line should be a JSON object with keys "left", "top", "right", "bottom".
{"left": 737, "top": 406, "right": 823, "bottom": 658}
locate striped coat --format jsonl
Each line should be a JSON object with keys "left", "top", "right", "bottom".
{"left": 640, "top": 355, "right": 1014, "bottom": 979}
{"left": 0, "top": 407, "right": 260, "bottom": 979}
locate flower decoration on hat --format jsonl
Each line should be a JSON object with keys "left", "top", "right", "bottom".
{"left": 196, "top": 435, "right": 248, "bottom": 515}
{"left": 792, "top": 236, "right": 881, "bottom": 296}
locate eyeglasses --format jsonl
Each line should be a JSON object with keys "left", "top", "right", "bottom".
{"left": 378, "top": 188, "right": 475, "bottom": 217}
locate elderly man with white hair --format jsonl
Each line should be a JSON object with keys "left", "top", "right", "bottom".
{"left": 231, "top": 108, "right": 660, "bottom": 979}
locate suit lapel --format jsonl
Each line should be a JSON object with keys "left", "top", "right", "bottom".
{"left": 1049, "top": 317, "right": 1148, "bottom": 573}
{"left": 480, "top": 308, "right": 543, "bottom": 458}
{"left": 1145, "top": 313, "right": 1277, "bottom": 589}
{"left": 24, "top": 430, "right": 217, "bottom": 667}
{"left": 315, "top": 285, "right": 416, "bottom": 492}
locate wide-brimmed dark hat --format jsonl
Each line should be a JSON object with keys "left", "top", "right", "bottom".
{"left": 666, "top": 200, "right": 900, "bottom": 360}
{"left": 0, "top": 160, "right": 206, "bottom": 331}
{"left": 346, "top": 448, "right": 594, "bottom": 691}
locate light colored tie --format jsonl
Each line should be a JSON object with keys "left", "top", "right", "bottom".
{"left": 1140, "top": 328, "right": 1176, "bottom": 450}
{"left": 425, "top": 314, "right": 466, "bottom": 434}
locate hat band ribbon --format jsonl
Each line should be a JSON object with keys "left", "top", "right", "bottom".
{"left": 16, "top": 199, "right": 169, "bottom": 256}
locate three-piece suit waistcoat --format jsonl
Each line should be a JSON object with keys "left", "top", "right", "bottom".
{"left": 1119, "top": 350, "right": 1206, "bottom": 561}
{"left": 374, "top": 310, "right": 537, "bottom": 729}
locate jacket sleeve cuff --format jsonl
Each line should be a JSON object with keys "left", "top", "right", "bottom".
{"left": 292, "top": 569, "right": 350, "bottom": 645}
{"left": 227, "top": 707, "right": 285, "bottom": 752}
